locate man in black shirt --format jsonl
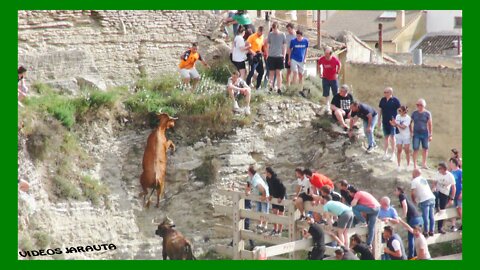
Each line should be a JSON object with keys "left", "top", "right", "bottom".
{"left": 330, "top": 84, "right": 354, "bottom": 131}
{"left": 349, "top": 101, "right": 379, "bottom": 153}
{"left": 395, "top": 186, "right": 423, "bottom": 259}
{"left": 303, "top": 216, "right": 326, "bottom": 260}
{"left": 337, "top": 180, "right": 354, "bottom": 206}
{"left": 350, "top": 234, "right": 374, "bottom": 260}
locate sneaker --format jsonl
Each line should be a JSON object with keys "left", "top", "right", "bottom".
{"left": 423, "top": 232, "right": 429, "bottom": 238}
{"left": 428, "top": 231, "right": 434, "bottom": 236}
{"left": 382, "top": 153, "right": 389, "bottom": 160}
{"left": 390, "top": 154, "right": 396, "bottom": 162}
{"left": 438, "top": 229, "right": 446, "bottom": 234}
{"left": 277, "top": 88, "right": 282, "bottom": 95}
{"left": 451, "top": 226, "right": 458, "bottom": 232}
{"left": 233, "top": 100, "right": 240, "bottom": 110}
{"left": 397, "top": 166, "right": 402, "bottom": 173}
{"left": 269, "top": 230, "right": 277, "bottom": 236}
{"left": 343, "top": 126, "right": 349, "bottom": 132}
{"left": 366, "top": 146, "right": 374, "bottom": 153}
{"left": 299, "top": 91, "right": 306, "bottom": 98}
{"left": 244, "top": 106, "right": 251, "bottom": 115}
{"left": 355, "top": 222, "right": 368, "bottom": 228}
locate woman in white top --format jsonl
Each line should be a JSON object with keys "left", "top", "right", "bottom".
{"left": 391, "top": 105, "right": 411, "bottom": 172}
{"left": 231, "top": 26, "right": 250, "bottom": 80}
{"left": 18, "top": 66, "right": 28, "bottom": 107}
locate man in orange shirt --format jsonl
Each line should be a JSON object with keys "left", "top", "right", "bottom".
{"left": 246, "top": 26, "right": 265, "bottom": 90}
{"left": 179, "top": 42, "right": 209, "bottom": 91}
{"left": 304, "top": 169, "right": 334, "bottom": 195}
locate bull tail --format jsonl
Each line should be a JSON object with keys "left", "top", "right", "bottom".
{"left": 185, "top": 242, "right": 196, "bottom": 260}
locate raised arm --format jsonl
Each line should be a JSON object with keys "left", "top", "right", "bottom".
{"left": 398, "top": 218, "right": 414, "bottom": 234}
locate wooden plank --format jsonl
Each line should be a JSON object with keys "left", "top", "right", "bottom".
{"left": 240, "top": 249, "right": 255, "bottom": 260}
{"left": 265, "top": 238, "right": 312, "bottom": 257}
{"left": 426, "top": 231, "right": 462, "bottom": 245}
{"left": 232, "top": 193, "right": 243, "bottom": 260}
{"left": 240, "top": 229, "right": 290, "bottom": 245}
{"left": 239, "top": 209, "right": 290, "bottom": 225}
{"left": 218, "top": 189, "right": 291, "bottom": 206}
{"left": 434, "top": 253, "right": 462, "bottom": 260}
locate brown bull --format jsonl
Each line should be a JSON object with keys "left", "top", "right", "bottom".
{"left": 140, "top": 113, "right": 177, "bottom": 208}
{"left": 155, "top": 217, "right": 196, "bottom": 260}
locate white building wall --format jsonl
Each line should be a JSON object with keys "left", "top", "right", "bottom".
{"left": 426, "top": 10, "right": 462, "bottom": 34}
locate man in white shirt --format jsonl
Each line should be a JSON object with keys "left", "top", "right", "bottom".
{"left": 227, "top": 71, "right": 251, "bottom": 115}
{"left": 433, "top": 162, "right": 456, "bottom": 234}
{"left": 410, "top": 168, "right": 436, "bottom": 237}
{"left": 246, "top": 165, "right": 270, "bottom": 233}
{"left": 293, "top": 167, "right": 312, "bottom": 220}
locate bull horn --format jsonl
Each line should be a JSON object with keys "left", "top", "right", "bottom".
{"left": 151, "top": 218, "right": 161, "bottom": 225}
{"left": 164, "top": 216, "right": 174, "bottom": 226}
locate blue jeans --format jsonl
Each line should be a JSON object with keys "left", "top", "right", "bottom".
{"left": 419, "top": 198, "right": 435, "bottom": 233}
{"left": 363, "top": 114, "right": 379, "bottom": 148}
{"left": 352, "top": 205, "right": 379, "bottom": 245}
{"left": 322, "top": 78, "right": 338, "bottom": 97}
{"left": 412, "top": 132, "right": 429, "bottom": 150}
{"left": 407, "top": 216, "right": 424, "bottom": 259}
{"left": 244, "top": 199, "right": 252, "bottom": 229}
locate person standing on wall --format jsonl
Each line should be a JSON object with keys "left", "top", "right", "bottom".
{"left": 410, "top": 98, "right": 433, "bottom": 170}
{"left": 264, "top": 22, "right": 286, "bottom": 94}
{"left": 178, "top": 42, "right": 209, "bottom": 91}
{"left": 288, "top": 30, "right": 309, "bottom": 87}
{"left": 246, "top": 26, "right": 265, "bottom": 90}
{"left": 378, "top": 87, "right": 401, "bottom": 162}
{"left": 231, "top": 26, "right": 250, "bottom": 80}
{"left": 317, "top": 47, "right": 341, "bottom": 111}
{"left": 284, "top": 23, "right": 296, "bottom": 87}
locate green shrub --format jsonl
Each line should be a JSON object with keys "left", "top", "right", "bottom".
{"left": 80, "top": 176, "right": 109, "bottom": 206}
{"left": 33, "top": 231, "right": 51, "bottom": 249}
{"left": 199, "top": 59, "right": 235, "bottom": 83}
{"left": 311, "top": 117, "right": 333, "bottom": 131}
{"left": 51, "top": 176, "right": 82, "bottom": 200}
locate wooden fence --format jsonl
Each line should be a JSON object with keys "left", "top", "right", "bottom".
{"left": 214, "top": 189, "right": 462, "bottom": 260}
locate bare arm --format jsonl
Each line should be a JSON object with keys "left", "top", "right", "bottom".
{"left": 401, "top": 200, "right": 408, "bottom": 219}
{"left": 398, "top": 219, "right": 414, "bottom": 234}
{"left": 377, "top": 109, "right": 382, "bottom": 127}
{"left": 350, "top": 197, "right": 358, "bottom": 207}
{"left": 427, "top": 117, "right": 433, "bottom": 136}
{"left": 304, "top": 47, "right": 309, "bottom": 63}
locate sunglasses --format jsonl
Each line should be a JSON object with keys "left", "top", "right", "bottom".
{"left": 416, "top": 104, "right": 423, "bottom": 106}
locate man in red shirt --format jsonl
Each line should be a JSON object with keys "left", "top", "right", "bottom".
{"left": 304, "top": 169, "right": 334, "bottom": 195}
{"left": 317, "top": 47, "right": 341, "bottom": 109}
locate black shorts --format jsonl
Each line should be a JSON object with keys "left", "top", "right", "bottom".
{"left": 298, "top": 192, "right": 313, "bottom": 202}
{"left": 232, "top": 60, "right": 246, "bottom": 70}
{"left": 267, "top": 56, "right": 284, "bottom": 70}
{"left": 272, "top": 200, "right": 285, "bottom": 212}
{"left": 285, "top": 54, "right": 290, "bottom": 69}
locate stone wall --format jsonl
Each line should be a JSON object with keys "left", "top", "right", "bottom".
{"left": 344, "top": 62, "right": 462, "bottom": 159}
{"left": 18, "top": 10, "right": 228, "bottom": 91}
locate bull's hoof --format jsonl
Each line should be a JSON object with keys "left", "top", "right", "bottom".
{"left": 145, "top": 201, "right": 151, "bottom": 208}
{"left": 155, "top": 203, "right": 160, "bottom": 208}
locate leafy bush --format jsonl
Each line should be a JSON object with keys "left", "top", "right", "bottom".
{"left": 80, "top": 176, "right": 109, "bottom": 206}
{"left": 33, "top": 231, "right": 51, "bottom": 249}
{"left": 51, "top": 175, "right": 82, "bottom": 200}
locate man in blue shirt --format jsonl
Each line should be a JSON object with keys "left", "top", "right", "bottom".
{"left": 288, "top": 30, "right": 309, "bottom": 87}
{"left": 449, "top": 158, "right": 462, "bottom": 231}
{"left": 349, "top": 102, "right": 379, "bottom": 153}
{"left": 378, "top": 196, "right": 400, "bottom": 224}
{"left": 378, "top": 87, "right": 401, "bottom": 161}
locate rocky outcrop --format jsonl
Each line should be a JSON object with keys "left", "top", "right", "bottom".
{"left": 18, "top": 10, "right": 229, "bottom": 93}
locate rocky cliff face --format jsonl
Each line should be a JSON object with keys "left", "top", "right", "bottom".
{"left": 18, "top": 96, "right": 436, "bottom": 260}
{"left": 18, "top": 10, "right": 229, "bottom": 93}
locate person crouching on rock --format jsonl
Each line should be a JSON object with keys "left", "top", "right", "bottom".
{"left": 227, "top": 71, "right": 251, "bottom": 115}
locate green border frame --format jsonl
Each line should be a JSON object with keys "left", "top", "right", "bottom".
{"left": 8, "top": 1, "right": 469, "bottom": 269}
